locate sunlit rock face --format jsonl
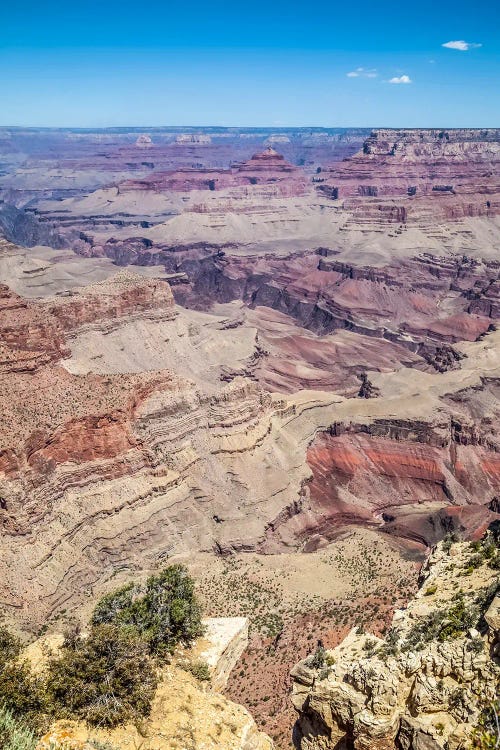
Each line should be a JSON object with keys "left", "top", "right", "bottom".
{"left": 0, "top": 129, "right": 499, "bottom": 667}
{"left": 291, "top": 534, "right": 500, "bottom": 750}
{"left": 316, "top": 128, "right": 500, "bottom": 225}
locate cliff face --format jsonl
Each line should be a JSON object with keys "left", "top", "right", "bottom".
{"left": 316, "top": 129, "right": 500, "bottom": 226}
{"left": 1, "top": 242, "right": 499, "bottom": 628}
{"left": 291, "top": 530, "right": 500, "bottom": 750}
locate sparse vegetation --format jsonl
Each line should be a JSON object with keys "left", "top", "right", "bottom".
{"left": 0, "top": 627, "right": 48, "bottom": 733}
{"left": 185, "top": 660, "right": 211, "bottom": 682}
{"left": 0, "top": 705, "right": 37, "bottom": 750}
{"left": 306, "top": 645, "right": 326, "bottom": 669}
{"left": 442, "top": 531, "right": 460, "bottom": 553}
{"left": 0, "top": 564, "right": 203, "bottom": 736}
{"left": 472, "top": 699, "right": 500, "bottom": 749}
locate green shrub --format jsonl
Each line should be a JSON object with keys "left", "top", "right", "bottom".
{"left": 402, "top": 593, "right": 480, "bottom": 650}
{"left": 468, "top": 554, "right": 485, "bottom": 570}
{"left": 0, "top": 627, "right": 48, "bottom": 733}
{"left": 0, "top": 704, "right": 37, "bottom": 750}
{"left": 92, "top": 564, "right": 203, "bottom": 656}
{"left": 442, "top": 532, "right": 459, "bottom": 553}
{"left": 306, "top": 646, "right": 326, "bottom": 669}
{"left": 45, "top": 623, "right": 157, "bottom": 728}
{"left": 489, "top": 552, "right": 500, "bottom": 570}
{"left": 424, "top": 584, "right": 437, "bottom": 596}
{"left": 472, "top": 699, "right": 500, "bottom": 749}
{"left": 0, "top": 628, "right": 22, "bottom": 663}
{"left": 467, "top": 637, "right": 484, "bottom": 654}
{"left": 186, "top": 660, "right": 211, "bottom": 682}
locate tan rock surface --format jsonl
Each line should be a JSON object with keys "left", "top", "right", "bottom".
{"left": 291, "top": 536, "right": 500, "bottom": 749}
{"left": 37, "top": 663, "right": 273, "bottom": 750}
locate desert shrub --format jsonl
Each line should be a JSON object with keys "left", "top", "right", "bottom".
{"left": 442, "top": 532, "right": 459, "bottom": 553}
{"left": 438, "top": 595, "right": 478, "bottom": 640}
{"left": 402, "top": 594, "right": 479, "bottom": 651}
{"left": 92, "top": 564, "right": 203, "bottom": 656}
{"left": 0, "top": 627, "right": 22, "bottom": 663}
{"left": 467, "top": 637, "right": 485, "bottom": 654}
{"left": 466, "top": 528, "right": 500, "bottom": 570}
{"left": 424, "top": 584, "right": 437, "bottom": 596}
{"left": 45, "top": 623, "right": 157, "bottom": 728}
{"left": 379, "top": 628, "right": 399, "bottom": 659}
{"left": 468, "top": 554, "right": 485, "bottom": 570}
{"left": 186, "top": 660, "right": 211, "bottom": 682}
{"left": 489, "top": 551, "right": 500, "bottom": 570}
{"left": 0, "top": 705, "right": 37, "bottom": 750}
{"left": 306, "top": 645, "right": 326, "bottom": 669}
{"left": 0, "top": 627, "right": 48, "bottom": 732}
{"left": 472, "top": 699, "right": 500, "bottom": 749}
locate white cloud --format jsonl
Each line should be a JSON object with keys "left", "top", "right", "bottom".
{"left": 346, "top": 67, "right": 378, "bottom": 79}
{"left": 442, "top": 40, "right": 482, "bottom": 51}
{"left": 388, "top": 75, "right": 412, "bottom": 84}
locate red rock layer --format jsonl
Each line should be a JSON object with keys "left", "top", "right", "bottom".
{"left": 305, "top": 427, "right": 500, "bottom": 547}
{"left": 120, "top": 148, "right": 308, "bottom": 196}
{"left": 316, "top": 129, "right": 500, "bottom": 223}
{"left": 0, "top": 271, "right": 175, "bottom": 374}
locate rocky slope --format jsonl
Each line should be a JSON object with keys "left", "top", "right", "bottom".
{"left": 31, "top": 617, "right": 273, "bottom": 750}
{"left": 291, "top": 529, "right": 500, "bottom": 749}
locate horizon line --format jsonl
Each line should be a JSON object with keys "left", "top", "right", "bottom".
{"left": 1, "top": 124, "right": 499, "bottom": 131}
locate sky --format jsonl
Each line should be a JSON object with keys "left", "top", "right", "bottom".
{"left": 0, "top": 0, "right": 499, "bottom": 127}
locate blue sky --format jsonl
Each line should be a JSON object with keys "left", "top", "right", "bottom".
{"left": 0, "top": 0, "right": 498, "bottom": 127}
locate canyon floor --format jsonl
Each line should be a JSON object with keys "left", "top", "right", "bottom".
{"left": 0, "top": 126, "right": 499, "bottom": 747}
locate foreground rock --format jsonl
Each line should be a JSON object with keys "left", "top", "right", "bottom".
{"left": 33, "top": 617, "right": 273, "bottom": 750}
{"left": 291, "top": 531, "right": 500, "bottom": 749}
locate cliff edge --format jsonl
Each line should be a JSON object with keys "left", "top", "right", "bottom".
{"left": 291, "top": 527, "right": 500, "bottom": 750}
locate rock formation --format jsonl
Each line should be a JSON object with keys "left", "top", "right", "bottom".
{"left": 32, "top": 617, "right": 273, "bottom": 750}
{"left": 119, "top": 147, "right": 308, "bottom": 196}
{"left": 316, "top": 129, "right": 500, "bottom": 226}
{"left": 0, "top": 127, "right": 499, "bottom": 747}
{"left": 291, "top": 530, "right": 500, "bottom": 749}
{"left": 0, "top": 233, "right": 499, "bottom": 631}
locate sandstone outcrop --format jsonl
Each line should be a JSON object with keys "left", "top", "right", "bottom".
{"left": 291, "top": 531, "right": 500, "bottom": 749}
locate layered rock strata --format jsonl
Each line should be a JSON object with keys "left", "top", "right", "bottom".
{"left": 120, "top": 147, "right": 308, "bottom": 197}
{"left": 317, "top": 129, "right": 500, "bottom": 226}
{"left": 1, "top": 259, "right": 499, "bottom": 628}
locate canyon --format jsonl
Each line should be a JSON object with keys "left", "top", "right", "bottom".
{"left": 0, "top": 126, "right": 499, "bottom": 748}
